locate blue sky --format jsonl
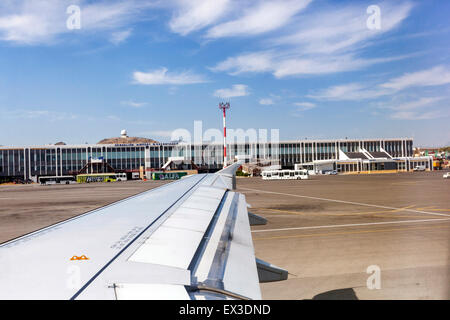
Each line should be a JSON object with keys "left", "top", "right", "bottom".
{"left": 0, "top": 0, "right": 449, "bottom": 147}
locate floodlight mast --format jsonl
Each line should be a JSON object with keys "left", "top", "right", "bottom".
{"left": 219, "top": 102, "right": 230, "bottom": 168}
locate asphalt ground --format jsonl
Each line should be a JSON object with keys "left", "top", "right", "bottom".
{"left": 0, "top": 180, "right": 169, "bottom": 244}
{"left": 236, "top": 171, "right": 450, "bottom": 300}
{"left": 1, "top": 171, "right": 449, "bottom": 299}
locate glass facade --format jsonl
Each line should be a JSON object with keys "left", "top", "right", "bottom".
{"left": 0, "top": 139, "right": 414, "bottom": 179}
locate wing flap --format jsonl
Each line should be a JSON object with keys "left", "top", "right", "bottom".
{"left": 128, "top": 226, "right": 205, "bottom": 269}
{"left": 127, "top": 185, "right": 226, "bottom": 270}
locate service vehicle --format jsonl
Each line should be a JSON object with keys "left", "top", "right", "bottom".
{"left": 76, "top": 173, "right": 127, "bottom": 183}
{"left": 39, "top": 176, "right": 76, "bottom": 185}
{"left": 262, "top": 169, "right": 309, "bottom": 180}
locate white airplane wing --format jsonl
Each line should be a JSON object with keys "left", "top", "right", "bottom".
{"left": 0, "top": 162, "right": 287, "bottom": 300}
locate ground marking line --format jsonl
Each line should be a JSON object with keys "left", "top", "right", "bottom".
{"left": 371, "top": 215, "right": 442, "bottom": 219}
{"left": 390, "top": 181, "right": 419, "bottom": 185}
{"left": 252, "top": 218, "right": 450, "bottom": 233}
{"left": 240, "top": 187, "right": 450, "bottom": 217}
{"left": 260, "top": 208, "right": 307, "bottom": 216}
{"left": 255, "top": 205, "right": 423, "bottom": 218}
{"left": 253, "top": 224, "right": 450, "bottom": 241}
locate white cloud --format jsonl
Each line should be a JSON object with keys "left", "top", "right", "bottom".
{"left": 273, "top": 54, "right": 373, "bottom": 78}
{"left": 307, "top": 83, "right": 391, "bottom": 101}
{"left": 306, "top": 67, "right": 450, "bottom": 121}
{"left": 381, "top": 96, "right": 449, "bottom": 120}
{"left": 206, "top": 0, "right": 311, "bottom": 38}
{"left": 294, "top": 102, "right": 316, "bottom": 111}
{"left": 389, "top": 97, "right": 445, "bottom": 111}
{"left": 308, "top": 66, "right": 450, "bottom": 101}
{"left": 121, "top": 100, "right": 147, "bottom": 108}
{"left": 381, "top": 66, "right": 450, "bottom": 90}
{"left": 390, "top": 111, "right": 444, "bottom": 120}
{"left": 0, "top": 0, "right": 155, "bottom": 44}
{"left": 274, "top": 1, "right": 413, "bottom": 55}
{"left": 211, "top": 49, "right": 412, "bottom": 79}
{"left": 214, "top": 84, "right": 249, "bottom": 98}
{"left": 368, "top": 96, "right": 448, "bottom": 120}
{"left": 25, "top": 110, "right": 78, "bottom": 121}
{"left": 1, "top": 109, "right": 78, "bottom": 121}
{"left": 110, "top": 29, "right": 132, "bottom": 45}
{"left": 107, "top": 115, "right": 120, "bottom": 121}
{"left": 210, "top": 51, "right": 274, "bottom": 75}
{"left": 210, "top": 1, "right": 415, "bottom": 78}
{"left": 169, "top": 0, "right": 231, "bottom": 35}
{"left": 0, "top": 1, "right": 63, "bottom": 44}
{"left": 259, "top": 98, "right": 274, "bottom": 105}
{"left": 133, "top": 67, "right": 207, "bottom": 85}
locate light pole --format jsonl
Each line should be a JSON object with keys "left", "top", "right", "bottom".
{"left": 219, "top": 102, "right": 230, "bottom": 168}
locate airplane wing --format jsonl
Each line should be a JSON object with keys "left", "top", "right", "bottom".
{"left": 0, "top": 162, "right": 287, "bottom": 300}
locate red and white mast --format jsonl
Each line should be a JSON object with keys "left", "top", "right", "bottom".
{"left": 219, "top": 102, "right": 230, "bottom": 168}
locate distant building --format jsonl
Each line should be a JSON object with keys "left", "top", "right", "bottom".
{"left": 0, "top": 134, "right": 431, "bottom": 182}
{"left": 296, "top": 149, "right": 432, "bottom": 175}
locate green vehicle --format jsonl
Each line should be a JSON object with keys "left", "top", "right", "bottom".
{"left": 152, "top": 172, "right": 187, "bottom": 180}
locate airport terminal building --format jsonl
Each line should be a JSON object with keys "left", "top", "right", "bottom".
{"left": 0, "top": 134, "right": 434, "bottom": 182}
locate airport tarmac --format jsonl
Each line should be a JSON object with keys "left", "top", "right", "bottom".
{"left": 0, "top": 171, "right": 449, "bottom": 299}
{"left": 0, "top": 180, "right": 169, "bottom": 243}
{"left": 237, "top": 171, "right": 450, "bottom": 300}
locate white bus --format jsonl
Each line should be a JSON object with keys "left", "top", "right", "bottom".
{"left": 262, "top": 169, "right": 309, "bottom": 180}
{"left": 39, "top": 176, "right": 76, "bottom": 185}
{"left": 115, "top": 173, "right": 128, "bottom": 181}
